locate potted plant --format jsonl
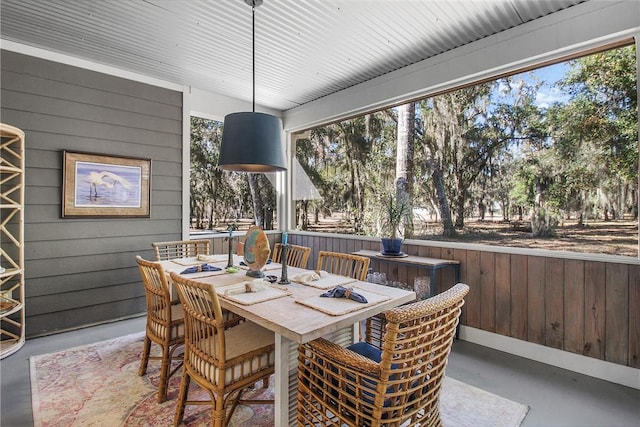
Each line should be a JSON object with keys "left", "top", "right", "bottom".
{"left": 379, "top": 194, "right": 409, "bottom": 255}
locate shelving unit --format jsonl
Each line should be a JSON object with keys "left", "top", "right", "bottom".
{"left": 1, "top": 123, "right": 25, "bottom": 359}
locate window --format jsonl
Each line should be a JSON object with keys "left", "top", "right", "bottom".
{"left": 189, "top": 116, "right": 277, "bottom": 232}
{"left": 293, "top": 44, "right": 638, "bottom": 257}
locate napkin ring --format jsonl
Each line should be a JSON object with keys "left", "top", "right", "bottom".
{"left": 344, "top": 287, "right": 353, "bottom": 298}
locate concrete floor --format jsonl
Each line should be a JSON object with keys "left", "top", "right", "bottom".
{"left": 1, "top": 316, "right": 639, "bottom": 426}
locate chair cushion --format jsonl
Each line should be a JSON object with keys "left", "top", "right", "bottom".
{"left": 347, "top": 341, "right": 383, "bottom": 362}
{"left": 170, "top": 303, "right": 184, "bottom": 321}
{"left": 149, "top": 304, "right": 184, "bottom": 341}
{"left": 224, "top": 321, "right": 274, "bottom": 359}
{"left": 346, "top": 341, "right": 404, "bottom": 409}
{"left": 191, "top": 321, "right": 275, "bottom": 386}
{"left": 169, "top": 304, "right": 185, "bottom": 339}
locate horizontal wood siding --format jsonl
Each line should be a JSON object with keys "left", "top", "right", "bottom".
{"left": 1, "top": 50, "right": 183, "bottom": 336}
{"left": 287, "top": 233, "right": 639, "bottom": 369}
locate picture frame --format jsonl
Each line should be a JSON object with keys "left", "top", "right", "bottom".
{"left": 62, "top": 151, "right": 151, "bottom": 218}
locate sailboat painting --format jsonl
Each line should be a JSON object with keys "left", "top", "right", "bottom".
{"left": 63, "top": 151, "right": 151, "bottom": 218}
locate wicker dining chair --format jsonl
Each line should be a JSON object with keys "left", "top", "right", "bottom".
{"left": 272, "top": 243, "right": 311, "bottom": 269}
{"left": 297, "top": 283, "right": 469, "bottom": 427}
{"left": 170, "top": 272, "right": 276, "bottom": 427}
{"left": 152, "top": 239, "right": 211, "bottom": 261}
{"left": 153, "top": 238, "right": 245, "bottom": 329}
{"left": 136, "top": 256, "right": 185, "bottom": 403}
{"left": 316, "top": 250, "right": 370, "bottom": 281}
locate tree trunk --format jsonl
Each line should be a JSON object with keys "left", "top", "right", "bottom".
{"left": 302, "top": 201, "right": 309, "bottom": 229}
{"left": 454, "top": 174, "right": 466, "bottom": 228}
{"left": 248, "top": 173, "right": 264, "bottom": 227}
{"left": 531, "top": 176, "right": 556, "bottom": 237}
{"left": 395, "top": 103, "right": 415, "bottom": 238}
{"left": 427, "top": 158, "right": 455, "bottom": 236}
{"left": 354, "top": 163, "right": 365, "bottom": 233}
{"left": 478, "top": 200, "right": 486, "bottom": 220}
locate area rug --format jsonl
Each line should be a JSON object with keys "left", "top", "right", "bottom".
{"left": 30, "top": 332, "right": 528, "bottom": 426}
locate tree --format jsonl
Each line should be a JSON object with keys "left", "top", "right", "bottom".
{"left": 554, "top": 45, "right": 638, "bottom": 220}
{"left": 395, "top": 103, "right": 415, "bottom": 238}
{"left": 416, "top": 83, "right": 511, "bottom": 235}
{"left": 294, "top": 134, "right": 325, "bottom": 230}
{"left": 190, "top": 117, "right": 225, "bottom": 229}
{"left": 306, "top": 115, "right": 386, "bottom": 235}
{"left": 247, "top": 173, "right": 276, "bottom": 229}
{"left": 190, "top": 116, "right": 276, "bottom": 230}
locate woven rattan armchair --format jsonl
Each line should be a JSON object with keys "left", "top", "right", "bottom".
{"left": 152, "top": 239, "right": 211, "bottom": 260}
{"left": 297, "top": 283, "right": 469, "bottom": 427}
{"left": 272, "top": 243, "right": 311, "bottom": 269}
{"left": 316, "top": 250, "right": 370, "bottom": 281}
{"left": 170, "top": 272, "right": 276, "bottom": 427}
{"left": 136, "top": 256, "right": 185, "bottom": 403}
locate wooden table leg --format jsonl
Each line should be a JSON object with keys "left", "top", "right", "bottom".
{"left": 274, "top": 333, "right": 297, "bottom": 427}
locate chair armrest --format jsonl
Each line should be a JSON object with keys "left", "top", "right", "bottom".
{"left": 303, "top": 338, "right": 380, "bottom": 376}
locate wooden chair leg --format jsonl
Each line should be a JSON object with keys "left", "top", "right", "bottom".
{"left": 157, "top": 345, "right": 171, "bottom": 403}
{"left": 173, "top": 370, "right": 190, "bottom": 427}
{"left": 223, "top": 389, "right": 244, "bottom": 427}
{"left": 214, "top": 392, "right": 227, "bottom": 427}
{"left": 138, "top": 336, "right": 151, "bottom": 376}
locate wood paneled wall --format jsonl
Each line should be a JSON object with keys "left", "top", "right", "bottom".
{"left": 1, "top": 51, "right": 183, "bottom": 336}
{"left": 276, "top": 232, "right": 639, "bottom": 369}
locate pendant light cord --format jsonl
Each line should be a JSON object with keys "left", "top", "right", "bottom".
{"left": 252, "top": 5, "right": 256, "bottom": 113}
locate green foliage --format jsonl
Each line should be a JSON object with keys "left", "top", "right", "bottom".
{"left": 379, "top": 194, "right": 410, "bottom": 239}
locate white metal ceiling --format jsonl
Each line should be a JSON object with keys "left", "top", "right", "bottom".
{"left": 0, "top": 0, "right": 586, "bottom": 111}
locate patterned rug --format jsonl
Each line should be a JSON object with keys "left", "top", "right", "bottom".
{"left": 30, "top": 332, "right": 528, "bottom": 427}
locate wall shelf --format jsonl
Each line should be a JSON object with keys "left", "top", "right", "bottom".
{"left": 1, "top": 123, "right": 25, "bottom": 359}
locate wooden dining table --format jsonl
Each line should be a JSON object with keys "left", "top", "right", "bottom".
{"left": 160, "top": 254, "right": 416, "bottom": 426}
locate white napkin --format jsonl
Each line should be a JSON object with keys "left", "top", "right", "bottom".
{"left": 249, "top": 279, "right": 268, "bottom": 292}
{"left": 224, "top": 279, "right": 268, "bottom": 295}
{"left": 224, "top": 284, "right": 247, "bottom": 295}
{"left": 293, "top": 272, "right": 320, "bottom": 282}
{"left": 293, "top": 270, "right": 331, "bottom": 282}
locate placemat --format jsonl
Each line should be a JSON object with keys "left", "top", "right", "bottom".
{"left": 170, "top": 257, "right": 202, "bottom": 266}
{"left": 178, "top": 269, "right": 229, "bottom": 279}
{"left": 291, "top": 273, "right": 358, "bottom": 289}
{"left": 217, "top": 283, "right": 291, "bottom": 305}
{"left": 295, "top": 286, "right": 391, "bottom": 316}
{"left": 196, "top": 254, "right": 230, "bottom": 264}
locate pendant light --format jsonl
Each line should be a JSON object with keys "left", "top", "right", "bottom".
{"left": 218, "top": 0, "right": 287, "bottom": 172}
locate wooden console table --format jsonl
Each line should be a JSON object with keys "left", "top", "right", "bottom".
{"left": 353, "top": 249, "right": 460, "bottom": 298}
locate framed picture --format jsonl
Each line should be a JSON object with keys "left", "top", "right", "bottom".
{"left": 62, "top": 151, "right": 151, "bottom": 218}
